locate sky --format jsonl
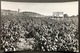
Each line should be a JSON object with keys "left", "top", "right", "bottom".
{"left": 1, "top": 1, "right": 78, "bottom": 16}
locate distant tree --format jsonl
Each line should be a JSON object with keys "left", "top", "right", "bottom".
{"left": 18, "top": 9, "right": 20, "bottom": 12}
{"left": 77, "top": 15, "right": 78, "bottom": 17}
{"left": 64, "top": 14, "right": 69, "bottom": 18}
{"left": 71, "top": 15, "right": 75, "bottom": 18}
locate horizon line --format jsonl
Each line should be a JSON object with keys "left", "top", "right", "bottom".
{"left": 1, "top": 9, "right": 78, "bottom": 16}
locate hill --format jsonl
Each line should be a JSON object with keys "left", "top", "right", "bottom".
{"left": 1, "top": 9, "right": 45, "bottom": 17}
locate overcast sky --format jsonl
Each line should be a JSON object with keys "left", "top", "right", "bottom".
{"left": 1, "top": 1, "right": 78, "bottom": 16}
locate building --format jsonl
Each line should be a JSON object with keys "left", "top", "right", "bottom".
{"left": 53, "top": 12, "right": 64, "bottom": 18}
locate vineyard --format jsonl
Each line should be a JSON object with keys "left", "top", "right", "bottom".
{"left": 1, "top": 9, "right": 79, "bottom": 52}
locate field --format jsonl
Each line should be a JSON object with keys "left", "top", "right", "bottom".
{"left": 1, "top": 9, "right": 79, "bottom": 52}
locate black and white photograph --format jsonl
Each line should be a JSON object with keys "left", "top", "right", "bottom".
{"left": 1, "top": 1, "right": 79, "bottom": 52}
